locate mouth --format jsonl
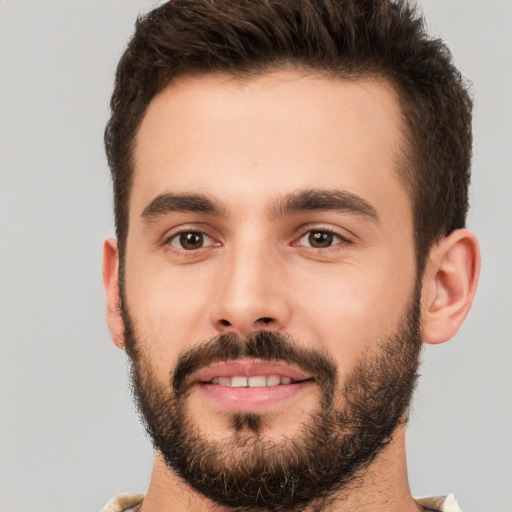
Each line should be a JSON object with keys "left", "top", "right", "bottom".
{"left": 208, "top": 375, "right": 302, "bottom": 387}
{"left": 192, "top": 360, "right": 314, "bottom": 412}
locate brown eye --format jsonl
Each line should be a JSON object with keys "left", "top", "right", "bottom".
{"left": 180, "top": 232, "right": 203, "bottom": 249}
{"left": 298, "top": 230, "right": 343, "bottom": 249}
{"left": 169, "top": 231, "right": 210, "bottom": 250}
{"left": 308, "top": 231, "right": 333, "bottom": 248}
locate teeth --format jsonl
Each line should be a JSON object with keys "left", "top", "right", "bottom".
{"left": 210, "top": 375, "right": 296, "bottom": 387}
{"left": 266, "top": 375, "right": 281, "bottom": 386}
{"left": 248, "top": 376, "right": 267, "bottom": 387}
{"left": 230, "top": 376, "right": 248, "bottom": 387}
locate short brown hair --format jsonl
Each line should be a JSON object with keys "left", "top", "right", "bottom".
{"left": 105, "top": 0, "right": 472, "bottom": 272}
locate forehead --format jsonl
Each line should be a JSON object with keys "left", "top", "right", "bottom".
{"left": 131, "top": 69, "right": 410, "bottom": 224}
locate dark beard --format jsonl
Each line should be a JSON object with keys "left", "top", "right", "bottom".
{"left": 121, "top": 292, "right": 422, "bottom": 512}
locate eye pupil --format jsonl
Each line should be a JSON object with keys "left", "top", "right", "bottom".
{"left": 308, "top": 231, "right": 333, "bottom": 248}
{"left": 179, "top": 232, "right": 204, "bottom": 250}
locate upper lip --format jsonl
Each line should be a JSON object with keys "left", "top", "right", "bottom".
{"left": 192, "top": 359, "right": 312, "bottom": 383}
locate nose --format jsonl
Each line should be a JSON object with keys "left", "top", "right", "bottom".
{"left": 208, "top": 242, "right": 292, "bottom": 336}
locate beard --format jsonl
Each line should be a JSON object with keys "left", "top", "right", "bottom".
{"left": 120, "top": 288, "right": 422, "bottom": 512}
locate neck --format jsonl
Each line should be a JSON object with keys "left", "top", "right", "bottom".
{"left": 139, "top": 424, "right": 420, "bottom": 512}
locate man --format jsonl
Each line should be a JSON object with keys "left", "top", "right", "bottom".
{"left": 101, "top": 0, "right": 480, "bottom": 511}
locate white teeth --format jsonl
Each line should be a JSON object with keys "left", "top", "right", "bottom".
{"left": 266, "top": 375, "right": 281, "bottom": 386}
{"left": 248, "top": 376, "right": 267, "bottom": 387}
{"left": 210, "top": 375, "right": 298, "bottom": 387}
{"left": 230, "top": 376, "right": 248, "bottom": 387}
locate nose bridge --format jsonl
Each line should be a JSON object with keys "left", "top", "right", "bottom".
{"left": 209, "top": 231, "right": 290, "bottom": 335}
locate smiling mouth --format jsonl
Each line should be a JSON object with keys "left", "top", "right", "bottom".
{"left": 205, "top": 375, "right": 311, "bottom": 387}
{"left": 192, "top": 360, "right": 315, "bottom": 412}
{"left": 193, "top": 359, "right": 313, "bottom": 386}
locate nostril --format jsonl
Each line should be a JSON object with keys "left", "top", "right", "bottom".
{"left": 220, "top": 319, "right": 231, "bottom": 326}
{"left": 257, "top": 317, "right": 273, "bottom": 325}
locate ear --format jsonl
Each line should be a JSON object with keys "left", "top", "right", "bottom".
{"left": 102, "top": 238, "right": 125, "bottom": 349}
{"left": 420, "top": 229, "right": 480, "bottom": 345}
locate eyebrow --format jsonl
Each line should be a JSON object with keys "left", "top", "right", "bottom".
{"left": 140, "top": 189, "right": 379, "bottom": 224}
{"left": 271, "top": 189, "right": 379, "bottom": 222}
{"left": 141, "top": 193, "right": 225, "bottom": 222}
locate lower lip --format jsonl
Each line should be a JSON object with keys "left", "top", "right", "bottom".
{"left": 197, "top": 381, "right": 313, "bottom": 412}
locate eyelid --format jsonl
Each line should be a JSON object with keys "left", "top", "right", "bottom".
{"left": 292, "top": 225, "right": 354, "bottom": 248}
{"left": 168, "top": 231, "right": 215, "bottom": 249}
{"left": 160, "top": 224, "right": 221, "bottom": 249}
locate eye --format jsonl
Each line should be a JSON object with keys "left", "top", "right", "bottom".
{"left": 168, "top": 231, "right": 214, "bottom": 250}
{"left": 297, "top": 230, "right": 345, "bottom": 249}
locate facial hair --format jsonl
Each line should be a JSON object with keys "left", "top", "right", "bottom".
{"left": 121, "top": 290, "right": 422, "bottom": 512}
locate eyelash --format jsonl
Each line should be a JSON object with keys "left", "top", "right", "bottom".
{"left": 162, "top": 226, "right": 352, "bottom": 255}
{"left": 295, "top": 228, "right": 351, "bottom": 250}
{"left": 163, "top": 229, "right": 218, "bottom": 253}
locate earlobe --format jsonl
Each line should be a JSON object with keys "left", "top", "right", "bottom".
{"left": 102, "top": 238, "right": 125, "bottom": 350}
{"left": 420, "top": 229, "right": 480, "bottom": 345}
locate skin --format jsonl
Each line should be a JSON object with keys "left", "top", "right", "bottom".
{"left": 103, "top": 69, "right": 480, "bottom": 511}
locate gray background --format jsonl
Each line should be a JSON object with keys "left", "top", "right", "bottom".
{"left": 0, "top": 1, "right": 510, "bottom": 511}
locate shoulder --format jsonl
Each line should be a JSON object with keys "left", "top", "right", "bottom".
{"left": 415, "top": 493, "right": 462, "bottom": 512}
{"left": 101, "top": 493, "right": 144, "bottom": 512}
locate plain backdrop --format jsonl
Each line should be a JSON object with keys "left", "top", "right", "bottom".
{"left": 1, "top": 1, "right": 511, "bottom": 511}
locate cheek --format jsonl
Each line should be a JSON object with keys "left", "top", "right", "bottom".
{"left": 124, "top": 263, "right": 213, "bottom": 381}
{"left": 287, "top": 258, "right": 416, "bottom": 374}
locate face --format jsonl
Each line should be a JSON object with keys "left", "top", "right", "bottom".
{"left": 117, "top": 70, "right": 421, "bottom": 509}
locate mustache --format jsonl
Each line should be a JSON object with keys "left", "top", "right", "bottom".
{"left": 171, "top": 331, "right": 338, "bottom": 399}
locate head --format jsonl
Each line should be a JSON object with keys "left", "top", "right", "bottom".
{"left": 103, "top": 1, "right": 479, "bottom": 510}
